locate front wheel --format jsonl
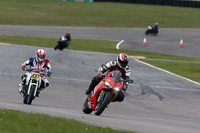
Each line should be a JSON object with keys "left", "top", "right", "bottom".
{"left": 145, "top": 30, "right": 150, "bottom": 35}
{"left": 94, "top": 92, "right": 112, "bottom": 116}
{"left": 27, "top": 85, "right": 36, "bottom": 105}
{"left": 82, "top": 97, "right": 93, "bottom": 114}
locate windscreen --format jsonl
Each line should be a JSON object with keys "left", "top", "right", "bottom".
{"left": 112, "top": 71, "right": 122, "bottom": 83}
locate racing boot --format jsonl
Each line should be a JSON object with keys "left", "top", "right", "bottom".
{"left": 36, "top": 86, "right": 43, "bottom": 97}
{"left": 18, "top": 82, "right": 25, "bottom": 96}
{"left": 36, "top": 87, "right": 44, "bottom": 97}
{"left": 36, "top": 82, "right": 48, "bottom": 97}
{"left": 36, "top": 90, "right": 40, "bottom": 97}
{"left": 84, "top": 81, "right": 96, "bottom": 95}
{"left": 85, "top": 76, "right": 102, "bottom": 95}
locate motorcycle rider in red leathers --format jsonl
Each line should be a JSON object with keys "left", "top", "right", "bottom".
{"left": 18, "top": 49, "right": 52, "bottom": 96}
{"left": 85, "top": 53, "right": 131, "bottom": 102}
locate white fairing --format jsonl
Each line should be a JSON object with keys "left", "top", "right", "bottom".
{"left": 148, "top": 26, "right": 152, "bottom": 30}
{"left": 61, "top": 36, "right": 67, "bottom": 41}
{"left": 26, "top": 72, "right": 42, "bottom": 96}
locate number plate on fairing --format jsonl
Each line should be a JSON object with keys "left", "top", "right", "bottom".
{"left": 32, "top": 73, "right": 39, "bottom": 79}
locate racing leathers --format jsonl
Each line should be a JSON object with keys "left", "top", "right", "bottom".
{"left": 19, "top": 57, "right": 52, "bottom": 96}
{"left": 85, "top": 60, "right": 131, "bottom": 102}
{"left": 152, "top": 25, "right": 159, "bottom": 34}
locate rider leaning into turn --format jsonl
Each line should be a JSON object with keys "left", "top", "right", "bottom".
{"left": 152, "top": 22, "right": 159, "bottom": 33}
{"left": 54, "top": 32, "right": 71, "bottom": 51}
{"left": 18, "top": 49, "right": 52, "bottom": 96}
{"left": 85, "top": 53, "right": 131, "bottom": 102}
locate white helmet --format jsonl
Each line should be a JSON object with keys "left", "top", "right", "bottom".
{"left": 36, "top": 49, "right": 46, "bottom": 62}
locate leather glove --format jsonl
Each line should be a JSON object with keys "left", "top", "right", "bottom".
{"left": 22, "top": 65, "right": 26, "bottom": 71}
{"left": 47, "top": 70, "right": 52, "bottom": 77}
{"left": 122, "top": 82, "right": 129, "bottom": 91}
{"left": 98, "top": 65, "right": 108, "bottom": 73}
{"left": 122, "top": 84, "right": 128, "bottom": 91}
{"left": 97, "top": 72, "right": 102, "bottom": 77}
{"left": 47, "top": 72, "right": 51, "bottom": 77}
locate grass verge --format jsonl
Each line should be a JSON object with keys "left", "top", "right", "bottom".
{"left": 0, "top": 0, "right": 200, "bottom": 28}
{"left": 141, "top": 60, "right": 200, "bottom": 83}
{"left": 0, "top": 109, "right": 135, "bottom": 133}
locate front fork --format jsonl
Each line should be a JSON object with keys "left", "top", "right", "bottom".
{"left": 97, "top": 90, "right": 105, "bottom": 103}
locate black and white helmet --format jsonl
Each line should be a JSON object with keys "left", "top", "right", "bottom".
{"left": 117, "top": 53, "right": 129, "bottom": 69}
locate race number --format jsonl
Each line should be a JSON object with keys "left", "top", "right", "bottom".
{"left": 32, "top": 73, "right": 39, "bottom": 79}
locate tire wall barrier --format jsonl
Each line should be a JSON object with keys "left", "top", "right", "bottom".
{"left": 93, "top": 0, "right": 200, "bottom": 8}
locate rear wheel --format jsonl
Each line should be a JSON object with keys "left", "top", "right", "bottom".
{"left": 82, "top": 97, "right": 93, "bottom": 114}
{"left": 94, "top": 92, "right": 112, "bottom": 116}
{"left": 145, "top": 30, "right": 150, "bottom": 35}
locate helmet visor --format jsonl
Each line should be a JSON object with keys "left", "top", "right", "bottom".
{"left": 37, "top": 53, "right": 45, "bottom": 59}
{"left": 121, "top": 62, "right": 128, "bottom": 68}
{"left": 118, "top": 59, "right": 128, "bottom": 68}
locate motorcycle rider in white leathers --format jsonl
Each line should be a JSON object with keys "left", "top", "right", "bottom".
{"left": 18, "top": 49, "right": 52, "bottom": 96}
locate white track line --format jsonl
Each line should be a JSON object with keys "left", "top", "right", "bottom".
{"left": 135, "top": 59, "right": 200, "bottom": 86}
{"left": 116, "top": 40, "right": 124, "bottom": 49}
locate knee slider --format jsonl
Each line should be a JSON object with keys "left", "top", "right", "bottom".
{"left": 46, "top": 82, "right": 49, "bottom": 87}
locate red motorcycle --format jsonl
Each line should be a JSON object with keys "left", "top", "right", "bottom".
{"left": 82, "top": 70, "right": 133, "bottom": 116}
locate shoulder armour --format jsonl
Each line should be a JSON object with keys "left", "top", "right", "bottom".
{"left": 112, "top": 60, "right": 117, "bottom": 66}
{"left": 105, "top": 60, "right": 117, "bottom": 68}
{"left": 45, "top": 59, "right": 49, "bottom": 62}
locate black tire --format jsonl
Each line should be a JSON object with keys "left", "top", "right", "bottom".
{"left": 23, "top": 95, "right": 28, "bottom": 104}
{"left": 82, "top": 97, "right": 93, "bottom": 114}
{"left": 145, "top": 30, "right": 150, "bottom": 35}
{"left": 94, "top": 92, "right": 112, "bottom": 116}
{"left": 54, "top": 43, "right": 60, "bottom": 50}
{"left": 27, "top": 85, "right": 36, "bottom": 105}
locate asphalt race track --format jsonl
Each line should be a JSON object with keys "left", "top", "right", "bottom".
{"left": 0, "top": 25, "right": 200, "bottom": 133}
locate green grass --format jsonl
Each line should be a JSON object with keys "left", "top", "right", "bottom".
{"left": 0, "top": 0, "right": 200, "bottom": 28}
{"left": 0, "top": 109, "right": 135, "bottom": 133}
{"left": 141, "top": 60, "right": 200, "bottom": 82}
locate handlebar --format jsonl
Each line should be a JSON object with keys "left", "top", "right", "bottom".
{"left": 124, "top": 79, "right": 134, "bottom": 84}
{"left": 23, "top": 68, "right": 51, "bottom": 77}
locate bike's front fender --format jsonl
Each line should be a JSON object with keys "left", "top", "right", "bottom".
{"left": 89, "top": 82, "right": 112, "bottom": 110}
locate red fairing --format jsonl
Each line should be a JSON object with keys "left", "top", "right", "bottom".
{"left": 89, "top": 72, "right": 123, "bottom": 110}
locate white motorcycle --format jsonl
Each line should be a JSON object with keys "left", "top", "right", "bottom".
{"left": 22, "top": 68, "right": 49, "bottom": 105}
